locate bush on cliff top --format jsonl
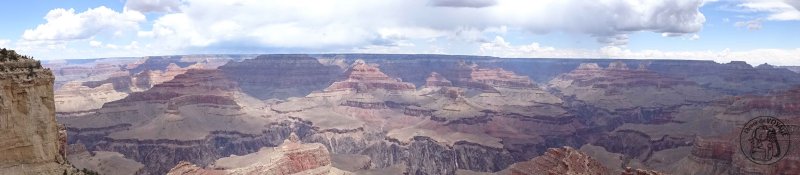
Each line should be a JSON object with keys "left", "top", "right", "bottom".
{"left": 0, "top": 48, "right": 33, "bottom": 62}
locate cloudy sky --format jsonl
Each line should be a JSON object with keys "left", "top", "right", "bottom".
{"left": 1, "top": 0, "right": 799, "bottom": 65}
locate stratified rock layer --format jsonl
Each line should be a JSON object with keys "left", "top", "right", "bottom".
{"left": 219, "top": 55, "right": 343, "bottom": 99}
{"left": 424, "top": 72, "right": 452, "bottom": 87}
{"left": 325, "top": 60, "right": 415, "bottom": 92}
{"left": 469, "top": 67, "right": 535, "bottom": 89}
{"left": 52, "top": 56, "right": 225, "bottom": 113}
{"left": 167, "top": 133, "right": 351, "bottom": 175}
{"left": 549, "top": 61, "right": 718, "bottom": 122}
{"left": 502, "top": 146, "right": 609, "bottom": 175}
{"left": 57, "top": 54, "right": 800, "bottom": 175}
{"left": 0, "top": 54, "right": 72, "bottom": 174}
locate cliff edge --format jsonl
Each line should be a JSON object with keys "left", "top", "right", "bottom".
{"left": 0, "top": 49, "right": 73, "bottom": 174}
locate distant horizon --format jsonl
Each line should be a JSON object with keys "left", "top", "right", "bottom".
{"left": 38, "top": 52, "right": 800, "bottom": 67}
{"left": 3, "top": 0, "right": 798, "bottom": 65}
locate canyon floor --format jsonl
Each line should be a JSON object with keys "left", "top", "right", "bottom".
{"left": 47, "top": 54, "right": 800, "bottom": 175}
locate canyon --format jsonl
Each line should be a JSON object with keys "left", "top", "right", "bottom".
{"left": 43, "top": 54, "right": 800, "bottom": 175}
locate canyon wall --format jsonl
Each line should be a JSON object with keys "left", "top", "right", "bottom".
{"left": 0, "top": 53, "right": 72, "bottom": 174}
{"left": 55, "top": 54, "right": 800, "bottom": 175}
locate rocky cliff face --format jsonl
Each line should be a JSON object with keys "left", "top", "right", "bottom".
{"left": 500, "top": 146, "right": 609, "bottom": 174}
{"left": 0, "top": 51, "right": 73, "bottom": 174}
{"left": 646, "top": 60, "right": 800, "bottom": 95}
{"left": 496, "top": 146, "right": 666, "bottom": 175}
{"left": 219, "top": 54, "right": 344, "bottom": 100}
{"left": 549, "top": 61, "right": 718, "bottom": 123}
{"left": 424, "top": 72, "right": 452, "bottom": 87}
{"left": 51, "top": 56, "right": 226, "bottom": 113}
{"left": 780, "top": 66, "right": 800, "bottom": 73}
{"left": 60, "top": 67, "right": 276, "bottom": 174}
{"left": 678, "top": 87, "right": 800, "bottom": 175}
{"left": 716, "top": 87, "right": 800, "bottom": 122}
{"left": 166, "top": 133, "right": 351, "bottom": 175}
{"left": 469, "top": 67, "right": 535, "bottom": 89}
{"left": 325, "top": 60, "right": 415, "bottom": 92}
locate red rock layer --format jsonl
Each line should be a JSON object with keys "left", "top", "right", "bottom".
{"left": 559, "top": 62, "right": 696, "bottom": 88}
{"left": 440, "top": 61, "right": 535, "bottom": 91}
{"left": 690, "top": 137, "right": 733, "bottom": 163}
{"left": 325, "top": 60, "right": 415, "bottom": 92}
{"left": 266, "top": 139, "right": 332, "bottom": 175}
{"left": 166, "top": 133, "right": 336, "bottom": 175}
{"left": 425, "top": 72, "right": 452, "bottom": 87}
{"left": 723, "top": 87, "right": 800, "bottom": 116}
{"left": 132, "top": 63, "right": 193, "bottom": 89}
{"left": 506, "top": 146, "right": 609, "bottom": 175}
{"left": 108, "top": 69, "right": 238, "bottom": 105}
{"left": 688, "top": 121, "right": 800, "bottom": 175}
{"left": 469, "top": 67, "right": 535, "bottom": 89}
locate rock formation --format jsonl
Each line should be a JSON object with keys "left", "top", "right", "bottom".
{"left": 780, "top": 66, "right": 800, "bottom": 73}
{"left": 325, "top": 60, "right": 415, "bottom": 92}
{"left": 424, "top": 72, "right": 452, "bottom": 87}
{"left": 496, "top": 146, "right": 669, "bottom": 175}
{"left": 0, "top": 49, "right": 73, "bottom": 174}
{"left": 219, "top": 54, "right": 343, "bottom": 99}
{"left": 51, "top": 56, "right": 220, "bottom": 113}
{"left": 431, "top": 61, "right": 538, "bottom": 92}
{"left": 500, "top": 146, "right": 610, "bottom": 175}
{"left": 647, "top": 60, "right": 800, "bottom": 95}
{"left": 549, "top": 61, "right": 718, "bottom": 122}
{"left": 468, "top": 67, "right": 535, "bottom": 89}
{"left": 675, "top": 124, "right": 800, "bottom": 175}
{"left": 67, "top": 144, "right": 144, "bottom": 175}
{"left": 59, "top": 68, "right": 275, "bottom": 174}
{"left": 55, "top": 54, "right": 800, "bottom": 175}
{"left": 167, "top": 133, "right": 351, "bottom": 175}
{"left": 716, "top": 87, "right": 800, "bottom": 121}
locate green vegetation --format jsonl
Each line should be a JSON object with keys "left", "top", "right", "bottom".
{"left": 0, "top": 48, "right": 43, "bottom": 72}
{"left": 0, "top": 48, "right": 33, "bottom": 62}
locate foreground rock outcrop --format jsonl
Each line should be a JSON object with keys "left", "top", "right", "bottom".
{"left": 500, "top": 146, "right": 609, "bottom": 175}
{"left": 167, "top": 133, "right": 351, "bottom": 175}
{"left": 0, "top": 49, "right": 74, "bottom": 174}
{"left": 495, "top": 146, "right": 664, "bottom": 175}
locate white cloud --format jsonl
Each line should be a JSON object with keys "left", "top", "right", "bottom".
{"left": 739, "top": 0, "right": 800, "bottom": 20}
{"left": 735, "top": 19, "right": 763, "bottom": 30}
{"left": 137, "top": 0, "right": 708, "bottom": 51}
{"left": 479, "top": 36, "right": 558, "bottom": 57}
{"left": 789, "top": 0, "right": 800, "bottom": 9}
{"left": 125, "top": 0, "right": 183, "bottom": 13}
{"left": 598, "top": 46, "right": 800, "bottom": 66}
{"left": 429, "top": 0, "right": 498, "bottom": 8}
{"left": 22, "top": 6, "right": 145, "bottom": 41}
{"left": 0, "top": 39, "right": 9, "bottom": 48}
{"left": 89, "top": 40, "right": 102, "bottom": 47}
{"left": 689, "top": 34, "right": 701, "bottom": 40}
{"left": 476, "top": 39, "right": 800, "bottom": 66}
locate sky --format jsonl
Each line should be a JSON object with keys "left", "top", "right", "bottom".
{"left": 1, "top": 0, "right": 799, "bottom": 66}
